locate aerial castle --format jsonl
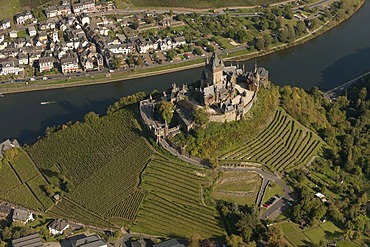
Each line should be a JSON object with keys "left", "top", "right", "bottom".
{"left": 140, "top": 52, "right": 269, "bottom": 140}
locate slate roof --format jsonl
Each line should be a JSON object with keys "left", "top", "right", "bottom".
{"left": 74, "top": 234, "right": 107, "bottom": 247}
{"left": 153, "top": 239, "right": 185, "bottom": 247}
{"left": 11, "top": 233, "right": 43, "bottom": 247}
{"left": 49, "top": 219, "right": 69, "bottom": 231}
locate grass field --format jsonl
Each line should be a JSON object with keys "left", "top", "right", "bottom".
{"left": 131, "top": 155, "right": 225, "bottom": 238}
{"left": 220, "top": 108, "right": 322, "bottom": 172}
{"left": 129, "top": 0, "right": 284, "bottom": 8}
{"left": 212, "top": 171, "right": 262, "bottom": 205}
{"left": 279, "top": 221, "right": 344, "bottom": 246}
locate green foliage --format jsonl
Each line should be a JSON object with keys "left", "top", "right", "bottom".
{"left": 156, "top": 100, "right": 175, "bottom": 124}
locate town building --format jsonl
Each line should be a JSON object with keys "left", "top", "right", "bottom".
{"left": 0, "top": 58, "right": 23, "bottom": 76}
{"left": 61, "top": 56, "right": 79, "bottom": 74}
{"left": 39, "top": 57, "right": 56, "bottom": 72}
{"left": 9, "top": 30, "right": 18, "bottom": 38}
{"left": 28, "top": 26, "right": 37, "bottom": 37}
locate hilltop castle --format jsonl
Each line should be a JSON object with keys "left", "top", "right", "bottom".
{"left": 139, "top": 52, "right": 269, "bottom": 140}
{"left": 200, "top": 52, "right": 269, "bottom": 121}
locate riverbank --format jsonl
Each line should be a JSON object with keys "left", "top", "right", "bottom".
{"left": 0, "top": 0, "right": 365, "bottom": 95}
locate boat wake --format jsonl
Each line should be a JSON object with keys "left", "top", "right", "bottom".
{"left": 40, "top": 101, "right": 56, "bottom": 105}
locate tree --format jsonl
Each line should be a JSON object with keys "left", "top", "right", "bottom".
{"left": 226, "top": 234, "right": 244, "bottom": 247}
{"left": 84, "top": 112, "right": 99, "bottom": 124}
{"left": 156, "top": 101, "right": 175, "bottom": 124}
{"left": 254, "top": 37, "right": 265, "bottom": 51}
{"left": 194, "top": 108, "right": 209, "bottom": 127}
{"left": 193, "top": 47, "right": 202, "bottom": 56}
{"left": 189, "top": 234, "right": 201, "bottom": 247}
{"left": 267, "top": 225, "right": 285, "bottom": 247}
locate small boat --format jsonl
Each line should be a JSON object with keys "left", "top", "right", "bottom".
{"left": 40, "top": 101, "right": 49, "bottom": 105}
{"left": 0, "top": 93, "right": 4, "bottom": 98}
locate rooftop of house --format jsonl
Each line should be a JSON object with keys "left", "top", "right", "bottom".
{"left": 153, "top": 239, "right": 185, "bottom": 247}
{"left": 12, "top": 208, "right": 32, "bottom": 222}
{"left": 0, "top": 139, "right": 20, "bottom": 158}
{"left": 74, "top": 234, "right": 107, "bottom": 247}
{"left": 11, "top": 233, "right": 43, "bottom": 247}
{"left": 49, "top": 219, "right": 69, "bottom": 231}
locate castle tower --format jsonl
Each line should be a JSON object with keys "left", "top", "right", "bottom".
{"left": 206, "top": 52, "right": 224, "bottom": 88}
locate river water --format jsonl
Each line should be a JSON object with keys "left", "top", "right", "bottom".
{"left": 1, "top": 1, "right": 369, "bottom": 143}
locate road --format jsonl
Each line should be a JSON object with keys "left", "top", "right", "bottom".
{"left": 323, "top": 71, "right": 370, "bottom": 100}
{"left": 219, "top": 165, "right": 295, "bottom": 221}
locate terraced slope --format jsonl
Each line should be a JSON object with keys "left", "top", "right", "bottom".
{"left": 132, "top": 155, "right": 224, "bottom": 238}
{"left": 0, "top": 148, "right": 53, "bottom": 211}
{"left": 220, "top": 108, "right": 322, "bottom": 172}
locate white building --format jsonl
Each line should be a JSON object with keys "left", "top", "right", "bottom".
{"left": 0, "top": 59, "right": 23, "bottom": 76}
{"left": 9, "top": 30, "right": 17, "bottom": 38}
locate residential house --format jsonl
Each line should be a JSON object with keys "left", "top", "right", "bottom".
{"left": 0, "top": 34, "right": 4, "bottom": 44}
{"left": 11, "top": 233, "right": 43, "bottom": 247}
{"left": 39, "top": 57, "right": 56, "bottom": 72}
{"left": 73, "top": 234, "right": 107, "bottom": 247}
{"left": 61, "top": 56, "right": 79, "bottom": 73}
{"left": 0, "top": 139, "right": 20, "bottom": 159}
{"left": 153, "top": 239, "right": 185, "bottom": 247}
{"left": 12, "top": 208, "right": 34, "bottom": 224}
{"left": 14, "top": 10, "right": 34, "bottom": 25}
{"left": 18, "top": 53, "right": 29, "bottom": 65}
{"left": 9, "top": 30, "right": 18, "bottom": 38}
{"left": 28, "top": 26, "right": 37, "bottom": 37}
{"left": 0, "top": 18, "right": 11, "bottom": 30}
{"left": 0, "top": 202, "right": 12, "bottom": 218}
{"left": 48, "top": 219, "right": 70, "bottom": 236}
{"left": 0, "top": 58, "right": 23, "bottom": 76}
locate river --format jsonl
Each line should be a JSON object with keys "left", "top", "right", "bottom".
{"left": 0, "top": 1, "right": 369, "bottom": 143}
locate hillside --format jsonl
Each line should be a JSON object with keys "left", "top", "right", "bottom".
{"left": 220, "top": 108, "right": 323, "bottom": 172}
{"left": 0, "top": 0, "right": 55, "bottom": 20}
{"left": 125, "top": 0, "right": 283, "bottom": 8}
